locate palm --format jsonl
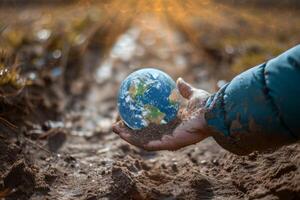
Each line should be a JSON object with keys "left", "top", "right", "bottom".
{"left": 113, "top": 78, "right": 211, "bottom": 151}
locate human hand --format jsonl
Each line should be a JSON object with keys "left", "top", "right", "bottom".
{"left": 113, "top": 78, "right": 212, "bottom": 151}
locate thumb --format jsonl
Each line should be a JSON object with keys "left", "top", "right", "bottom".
{"left": 176, "top": 77, "right": 195, "bottom": 99}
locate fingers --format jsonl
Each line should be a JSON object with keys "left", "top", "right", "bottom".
{"left": 112, "top": 121, "right": 126, "bottom": 135}
{"left": 112, "top": 121, "right": 135, "bottom": 144}
{"left": 113, "top": 121, "right": 151, "bottom": 149}
{"left": 113, "top": 121, "right": 181, "bottom": 151}
{"left": 176, "top": 77, "right": 195, "bottom": 100}
{"left": 113, "top": 117, "right": 208, "bottom": 152}
{"left": 177, "top": 77, "right": 211, "bottom": 102}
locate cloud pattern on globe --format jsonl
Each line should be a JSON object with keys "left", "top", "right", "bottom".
{"left": 118, "top": 68, "right": 181, "bottom": 130}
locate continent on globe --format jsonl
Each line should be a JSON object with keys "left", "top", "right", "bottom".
{"left": 117, "top": 68, "right": 181, "bottom": 130}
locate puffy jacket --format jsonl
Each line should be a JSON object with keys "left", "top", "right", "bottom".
{"left": 205, "top": 45, "right": 300, "bottom": 155}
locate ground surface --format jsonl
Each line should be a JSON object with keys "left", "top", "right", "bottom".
{"left": 0, "top": 1, "right": 300, "bottom": 200}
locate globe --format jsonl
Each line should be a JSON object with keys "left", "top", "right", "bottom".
{"left": 117, "top": 68, "right": 181, "bottom": 130}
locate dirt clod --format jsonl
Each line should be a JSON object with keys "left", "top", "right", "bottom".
{"left": 2, "top": 160, "right": 35, "bottom": 198}
{"left": 47, "top": 129, "right": 67, "bottom": 152}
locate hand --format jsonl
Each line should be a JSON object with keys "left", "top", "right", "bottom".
{"left": 113, "top": 78, "right": 212, "bottom": 151}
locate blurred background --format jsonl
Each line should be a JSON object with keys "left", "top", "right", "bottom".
{"left": 0, "top": 0, "right": 300, "bottom": 199}
{"left": 1, "top": 0, "right": 300, "bottom": 129}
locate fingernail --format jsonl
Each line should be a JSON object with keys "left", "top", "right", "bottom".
{"left": 176, "top": 77, "right": 183, "bottom": 83}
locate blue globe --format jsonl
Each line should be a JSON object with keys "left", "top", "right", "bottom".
{"left": 118, "top": 68, "right": 181, "bottom": 130}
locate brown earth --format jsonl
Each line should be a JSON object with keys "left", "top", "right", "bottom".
{"left": 0, "top": 1, "right": 300, "bottom": 200}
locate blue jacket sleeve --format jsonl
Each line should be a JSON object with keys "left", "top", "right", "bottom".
{"left": 205, "top": 45, "right": 300, "bottom": 155}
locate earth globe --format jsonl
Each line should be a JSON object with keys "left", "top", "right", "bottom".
{"left": 117, "top": 68, "right": 181, "bottom": 130}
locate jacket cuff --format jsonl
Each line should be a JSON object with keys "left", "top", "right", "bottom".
{"left": 204, "top": 84, "right": 250, "bottom": 155}
{"left": 205, "top": 83, "right": 229, "bottom": 136}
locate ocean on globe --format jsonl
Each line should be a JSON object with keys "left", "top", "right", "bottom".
{"left": 117, "top": 68, "right": 181, "bottom": 130}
